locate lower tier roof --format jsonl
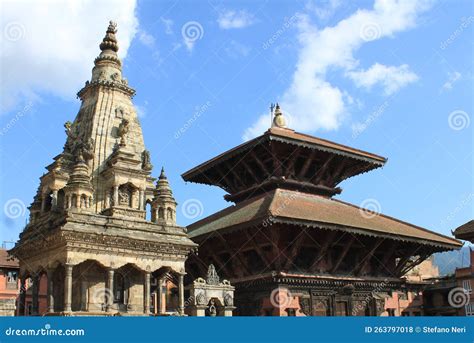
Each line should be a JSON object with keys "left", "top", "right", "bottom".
{"left": 187, "top": 189, "right": 462, "bottom": 249}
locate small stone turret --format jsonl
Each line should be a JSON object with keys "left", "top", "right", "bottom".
{"left": 151, "top": 167, "right": 177, "bottom": 225}
{"left": 63, "top": 155, "right": 94, "bottom": 211}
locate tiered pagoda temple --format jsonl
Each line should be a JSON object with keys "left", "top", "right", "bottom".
{"left": 182, "top": 105, "right": 462, "bottom": 316}
{"left": 10, "top": 22, "right": 196, "bottom": 316}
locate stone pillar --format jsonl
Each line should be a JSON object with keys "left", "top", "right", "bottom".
{"left": 19, "top": 278, "right": 26, "bottom": 316}
{"left": 178, "top": 274, "right": 184, "bottom": 315}
{"left": 64, "top": 264, "right": 73, "bottom": 312}
{"left": 158, "top": 277, "right": 165, "bottom": 315}
{"left": 51, "top": 190, "right": 58, "bottom": 210}
{"left": 113, "top": 186, "right": 119, "bottom": 206}
{"left": 144, "top": 272, "right": 151, "bottom": 315}
{"left": 66, "top": 195, "right": 71, "bottom": 209}
{"left": 47, "top": 269, "right": 54, "bottom": 313}
{"left": 138, "top": 190, "right": 144, "bottom": 210}
{"left": 32, "top": 275, "right": 39, "bottom": 315}
{"left": 106, "top": 268, "right": 114, "bottom": 312}
{"left": 105, "top": 191, "right": 110, "bottom": 208}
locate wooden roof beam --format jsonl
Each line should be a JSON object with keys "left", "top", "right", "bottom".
{"left": 309, "top": 230, "right": 337, "bottom": 272}
{"left": 330, "top": 235, "right": 356, "bottom": 273}
{"left": 298, "top": 151, "right": 316, "bottom": 179}
{"left": 244, "top": 230, "right": 273, "bottom": 268}
{"left": 354, "top": 237, "right": 384, "bottom": 275}
{"left": 283, "top": 229, "right": 308, "bottom": 271}
{"left": 216, "top": 234, "right": 251, "bottom": 276}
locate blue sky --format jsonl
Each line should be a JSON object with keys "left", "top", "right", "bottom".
{"left": 0, "top": 0, "right": 472, "bottom": 246}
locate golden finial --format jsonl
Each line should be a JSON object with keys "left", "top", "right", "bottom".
{"left": 272, "top": 103, "right": 287, "bottom": 128}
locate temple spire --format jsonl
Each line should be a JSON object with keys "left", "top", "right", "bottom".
{"left": 99, "top": 21, "right": 119, "bottom": 53}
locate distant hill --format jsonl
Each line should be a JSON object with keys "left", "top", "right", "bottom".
{"left": 433, "top": 245, "right": 472, "bottom": 275}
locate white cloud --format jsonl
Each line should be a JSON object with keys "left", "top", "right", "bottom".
{"left": 306, "top": 0, "right": 343, "bottom": 20}
{"left": 243, "top": 0, "right": 431, "bottom": 140}
{"left": 224, "top": 40, "right": 251, "bottom": 59}
{"left": 1, "top": 0, "right": 138, "bottom": 113}
{"left": 138, "top": 30, "right": 155, "bottom": 48}
{"left": 160, "top": 17, "right": 174, "bottom": 35}
{"left": 217, "top": 9, "right": 255, "bottom": 29}
{"left": 347, "top": 63, "right": 418, "bottom": 95}
{"left": 441, "top": 71, "right": 461, "bottom": 92}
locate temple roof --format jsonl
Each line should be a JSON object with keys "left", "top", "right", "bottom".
{"left": 183, "top": 127, "right": 386, "bottom": 180}
{"left": 453, "top": 220, "right": 474, "bottom": 242}
{"left": 182, "top": 127, "right": 387, "bottom": 202}
{"left": 187, "top": 189, "right": 461, "bottom": 249}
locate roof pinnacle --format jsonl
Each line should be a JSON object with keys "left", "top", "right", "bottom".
{"left": 99, "top": 21, "right": 119, "bottom": 53}
{"left": 272, "top": 102, "right": 287, "bottom": 129}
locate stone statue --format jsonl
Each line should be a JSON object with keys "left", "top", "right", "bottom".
{"left": 208, "top": 299, "right": 217, "bottom": 317}
{"left": 118, "top": 188, "right": 130, "bottom": 206}
{"left": 142, "top": 150, "right": 153, "bottom": 171}
{"left": 224, "top": 293, "right": 233, "bottom": 306}
{"left": 206, "top": 264, "right": 219, "bottom": 285}
{"left": 117, "top": 119, "right": 129, "bottom": 146}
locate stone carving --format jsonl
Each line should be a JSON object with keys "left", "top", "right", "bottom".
{"left": 299, "top": 297, "right": 311, "bottom": 316}
{"left": 64, "top": 121, "right": 94, "bottom": 162}
{"left": 118, "top": 188, "right": 130, "bottom": 206}
{"left": 117, "top": 119, "right": 129, "bottom": 145}
{"left": 208, "top": 299, "right": 217, "bottom": 317}
{"left": 111, "top": 72, "right": 120, "bottom": 81}
{"left": 224, "top": 293, "right": 233, "bottom": 306}
{"left": 115, "top": 107, "right": 125, "bottom": 119}
{"left": 142, "top": 150, "right": 153, "bottom": 171}
{"left": 196, "top": 292, "right": 206, "bottom": 305}
{"left": 206, "top": 264, "right": 219, "bottom": 285}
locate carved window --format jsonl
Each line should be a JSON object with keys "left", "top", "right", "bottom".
{"left": 80, "top": 195, "right": 87, "bottom": 208}
{"left": 335, "top": 301, "right": 348, "bottom": 316}
{"left": 113, "top": 273, "right": 125, "bottom": 304}
{"left": 167, "top": 208, "right": 173, "bottom": 221}
{"left": 71, "top": 194, "right": 78, "bottom": 208}
{"left": 44, "top": 192, "right": 53, "bottom": 212}
{"left": 158, "top": 208, "right": 165, "bottom": 219}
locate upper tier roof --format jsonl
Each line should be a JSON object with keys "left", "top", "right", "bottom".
{"left": 182, "top": 127, "right": 387, "bottom": 202}
{"left": 187, "top": 189, "right": 462, "bottom": 250}
{"left": 453, "top": 220, "right": 474, "bottom": 242}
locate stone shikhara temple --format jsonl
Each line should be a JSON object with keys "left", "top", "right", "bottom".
{"left": 182, "top": 105, "right": 462, "bottom": 316}
{"left": 10, "top": 22, "right": 462, "bottom": 316}
{"left": 10, "top": 22, "right": 196, "bottom": 316}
